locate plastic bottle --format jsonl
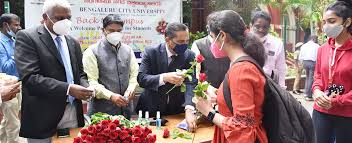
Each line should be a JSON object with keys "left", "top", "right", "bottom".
{"left": 156, "top": 111, "right": 161, "bottom": 130}
{"left": 145, "top": 111, "right": 150, "bottom": 126}
{"left": 138, "top": 110, "right": 143, "bottom": 122}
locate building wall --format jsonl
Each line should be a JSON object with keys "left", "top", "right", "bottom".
{"left": 191, "top": 0, "right": 210, "bottom": 33}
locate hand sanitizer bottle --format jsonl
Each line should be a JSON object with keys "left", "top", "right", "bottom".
{"left": 145, "top": 111, "right": 150, "bottom": 126}
{"left": 156, "top": 111, "right": 161, "bottom": 130}
{"left": 138, "top": 110, "right": 143, "bottom": 122}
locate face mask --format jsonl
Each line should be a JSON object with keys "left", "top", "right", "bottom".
{"left": 47, "top": 14, "right": 72, "bottom": 35}
{"left": 173, "top": 43, "right": 188, "bottom": 55}
{"left": 106, "top": 32, "right": 123, "bottom": 46}
{"left": 210, "top": 33, "right": 227, "bottom": 58}
{"left": 6, "top": 24, "right": 16, "bottom": 37}
{"left": 323, "top": 24, "right": 344, "bottom": 39}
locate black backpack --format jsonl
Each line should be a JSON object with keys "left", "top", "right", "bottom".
{"left": 223, "top": 56, "right": 315, "bottom": 143}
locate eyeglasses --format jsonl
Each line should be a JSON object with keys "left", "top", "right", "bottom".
{"left": 253, "top": 24, "right": 270, "bottom": 31}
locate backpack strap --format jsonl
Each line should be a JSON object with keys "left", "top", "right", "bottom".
{"left": 222, "top": 56, "right": 265, "bottom": 115}
{"left": 223, "top": 73, "right": 233, "bottom": 114}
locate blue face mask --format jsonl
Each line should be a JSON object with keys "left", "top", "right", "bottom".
{"left": 6, "top": 24, "right": 16, "bottom": 38}
{"left": 173, "top": 42, "right": 188, "bottom": 55}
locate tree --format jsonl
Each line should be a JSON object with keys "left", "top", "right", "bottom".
{"left": 9, "top": 0, "right": 24, "bottom": 28}
{"left": 183, "top": 0, "right": 192, "bottom": 27}
{"left": 209, "top": 0, "right": 259, "bottom": 25}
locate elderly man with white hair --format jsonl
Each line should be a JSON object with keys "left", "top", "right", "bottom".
{"left": 14, "top": 0, "right": 94, "bottom": 142}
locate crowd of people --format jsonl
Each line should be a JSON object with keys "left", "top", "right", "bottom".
{"left": 0, "top": 0, "right": 351, "bottom": 143}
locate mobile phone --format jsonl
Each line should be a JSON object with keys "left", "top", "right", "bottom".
{"left": 57, "top": 128, "right": 70, "bottom": 138}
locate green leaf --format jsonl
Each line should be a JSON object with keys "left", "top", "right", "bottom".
{"left": 200, "top": 83, "right": 209, "bottom": 91}
{"left": 181, "top": 84, "right": 186, "bottom": 92}
{"left": 187, "top": 69, "right": 194, "bottom": 74}
{"left": 183, "top": 133, "right": 193, "bottom": 140}
{"left": 187, "top": 75, "right": 192, "bottom": 82}
{"left": 170, "top": 129, "right": 192, "bottom": 140}
{"left": 176, "top": 69, "right": 182, "bottom": 73}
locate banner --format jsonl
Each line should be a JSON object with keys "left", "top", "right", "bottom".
{"left": 25, "top": 0, "right": 182, "bottom": 53}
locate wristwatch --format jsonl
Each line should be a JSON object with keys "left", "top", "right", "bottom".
{"left": 207, "top": 110, "right": 217, "bottom": 122}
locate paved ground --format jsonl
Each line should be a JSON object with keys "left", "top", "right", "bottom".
{"left": 290, "top": 91, "right": 315, "bottom": 115}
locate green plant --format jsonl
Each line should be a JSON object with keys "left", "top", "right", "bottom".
{"left": 189, "top": 31, "right": 207, "bottom": 47}
{"left": 209, "top": 0, "right": 259, "bottom": 25}
{"left": 182, "top": 0, "right": 192, "bottom": 26}
{"left": 286, "top": 50, "right": 294, "bottom": 59}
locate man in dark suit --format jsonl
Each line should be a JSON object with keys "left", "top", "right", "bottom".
{"left": 14, "top": 0, "right": 94, "bottom": 142}
{"left": 137, "top": 22, "right": 197, "bottom": 132}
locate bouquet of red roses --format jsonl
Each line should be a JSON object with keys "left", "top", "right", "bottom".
{"left": 74, "top": 114, "right": 156, "bottom": 143}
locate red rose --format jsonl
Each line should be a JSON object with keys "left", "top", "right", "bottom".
{"left": 81, "top": 135, "right": 87, "bottom": 140}
{"left": 101, "top": 120, "right": 110, "bottom": 128}
{"left": 112, "top": 119, "right": 120, "bottom": 126}
{"left": 119, "top": 130, "right": 129, "bottom": 140}
{"left": 162, "top": 128, "right": 169, "bottom": 138}
{"left": 199, "top": 73, "right": 207, "bottom": 83}
{"left": 102, "top": 129, "right": 110, "bottom": 136}
{"left": 196, "top": 54, "right": 205, "bottom": 63}
{"left": 86, "top": 135, "right": 93, "bottom": 142}
{"left": 95, "top": 124, "right": 102, "bottom": 131}
{"left": 133, "top": 136, "right": 141, "bottom": 143}
{"left": 143, "top": 127, "right": 152, "bottom": 134}
{"left": 73, "top": 137, "right": 82, "bottom": 143}
{"left": 132, "top": 127, "right": 143, "bottom": 137}
{"left": 116, "top": 127, "right": 122, "bottom": 133}
{"left": 108, "top": 123, "right": 117, "bottom": 131}
{"left": 88, "top": 126, "right": 96, "bottom": 134}
{"left": 124, "top": 135, "right": 132, "bottom": 142}
{"left": 147, "top": 134, "right": 156, "bottom": 143}
{"left": 80, "top": 128, "right": 89, "bottom": 135}
{"left": 125, "top": 128, "right": 132, "bottom": 134}
{"left": 109, "top": 131, "right": 119, "bottom": 139}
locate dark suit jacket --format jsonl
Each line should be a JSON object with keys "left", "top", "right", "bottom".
{"left": 14, "top": 25, "right": 88, "bottom": 139}
{"left": 136, "top": 43, "right": 196, "bottom": 116}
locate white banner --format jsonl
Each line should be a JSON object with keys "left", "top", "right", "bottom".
{"left": 25, "top": 0, "right": 182, "bottom": 53}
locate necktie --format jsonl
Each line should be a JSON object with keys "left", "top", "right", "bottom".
{"left": 168, "top": 55, "right": 177, "bottom": 71}
{"left": 55, "top": 36, "right": 75, "bottom": 104}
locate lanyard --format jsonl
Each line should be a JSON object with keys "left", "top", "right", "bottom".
{"left": 328, "top": 47, "right": 345, "bottom": 85}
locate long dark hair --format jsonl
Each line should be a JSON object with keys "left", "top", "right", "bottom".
{"left": 208, "top": 10, "right": 266, "bottom": 67}
{"left": 327, "top": 0, "right": 352, "bottom": 34}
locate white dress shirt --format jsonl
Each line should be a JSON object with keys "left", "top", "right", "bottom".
{"left": 44, "top": 24, "right": 72, "bottom": 95}
{"left": 299, "top": 41, "right": 320, "bottom": 62}
{"left": 159, "top": 44, "right": 177, "bottom": 86}
{"left": 262, "top": 34, "right": 287, "bottom": 88}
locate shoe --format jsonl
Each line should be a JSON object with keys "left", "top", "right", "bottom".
{"left": 297, "top": 90, "right": 304, "bottom": 93}
{"left": 305, "top": 97, "right": 314, "bottom": 101}
{"left": 292, "top": 90, "right": 301, "bottom": 94}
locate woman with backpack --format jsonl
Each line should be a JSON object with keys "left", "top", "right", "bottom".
{"left": 194, "top": 10, "right": 268, "bottom": 143}
{"left": 312, "top": 0, "right": 352, "bottom": 142}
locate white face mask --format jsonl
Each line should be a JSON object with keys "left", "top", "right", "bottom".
{"left": 106, "top": 32, "right": 123, "bottom": 46}
{"left": 323, "top": 24, "right": 344, "bottom": 39}
{"left": 47, "top": 14, "right": 72, "bottom": 35}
